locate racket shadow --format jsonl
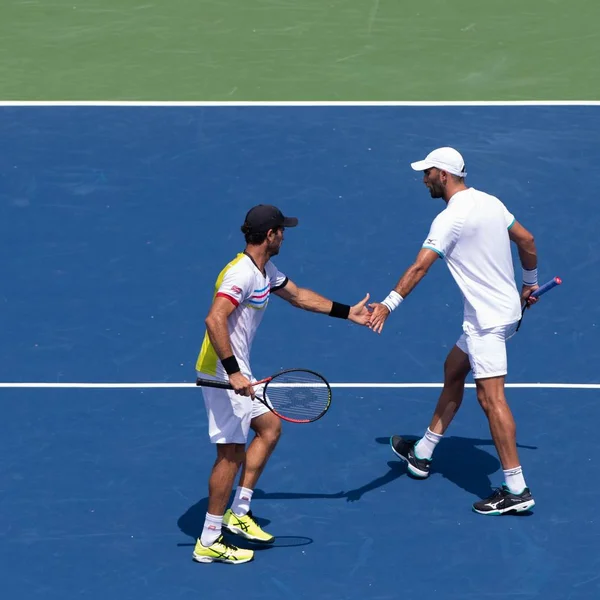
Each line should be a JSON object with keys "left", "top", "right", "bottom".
{"left": 227, "top": 535, "right": 314, "bottom": 551}
{"left": 176, "top": 534, "right": 313, "bottom": 550}
{"left": 375, "top": 435, "right": 538, "bottom": 499}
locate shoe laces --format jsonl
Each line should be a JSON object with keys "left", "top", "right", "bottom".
{"left": 488, "top": 487, "right": 506, "bottom": 499}
{"left": 215, "top": 535, "right": 240, "bottom": 551}
{"left": 242, "top": 510, "right": 259, "bottom": 526}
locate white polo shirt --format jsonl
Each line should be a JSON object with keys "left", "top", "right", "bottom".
{"left": 422, "top": 188, "right": 521, "bottom": 330}
{"left": 196, "top": 252, "right": 288, "bottom": 378}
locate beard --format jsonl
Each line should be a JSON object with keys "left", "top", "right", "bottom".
{"left": 428, "top": 181, "right": 445, "bottom": 198}
{"left": 267, "top": 242, "right": 281, "bottom": 256}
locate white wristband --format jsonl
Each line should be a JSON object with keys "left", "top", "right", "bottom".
{"left": 522, "top": 267, "right": 538, "bottom": 286}
{"left": 381, "top": 290, "right": 404, "bottom": 312}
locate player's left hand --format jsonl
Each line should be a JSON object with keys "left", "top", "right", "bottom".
{"left": 367, "top": 302, "right": 390, "bottom": 334}
{"left": 348, "top": 293, "right": 373, "bottom": 326}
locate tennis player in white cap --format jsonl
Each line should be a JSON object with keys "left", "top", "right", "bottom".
{"left": 369, "top": 147, "right": 540, "bottom": 515}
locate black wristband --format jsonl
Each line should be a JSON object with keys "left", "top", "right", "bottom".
{"left": 221, "top": 355, "right": 240, "bottom": 375}
{"left": 329, "top": 301, "right": 350, "bottom": 319}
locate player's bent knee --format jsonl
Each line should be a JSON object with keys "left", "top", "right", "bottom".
{"left": 476, "top": 390, "right": 490, "bottom": 411}
{"left": 263, "top": 420, "right": 282, "bottom": 447}
{"left": 216, "top": 442, "right": 246, "bottom": 463}
{"left": 251, "top": 412, "right": 281, "bottom": 444}
{"left": 444, "top": 350, "right": 470, "bottom": 384}
{"left": 444, "top": 368, "right": 468, "bottom": 387}
{"left": 444, "top": 361, "right": 469, "bottom": 385}
{"left": 476, "top": 388, "right": 508, "bottom": 414}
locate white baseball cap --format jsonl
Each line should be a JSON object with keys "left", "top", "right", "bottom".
{"left": 411, "top": 147, "right": 467, "bottom": 177}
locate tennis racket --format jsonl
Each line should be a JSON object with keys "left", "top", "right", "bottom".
{"left": 515, "top": 276, "right": 562, "bottom": 332}
{"left": 196, "top": 368, "right": 332, "bottom": 424}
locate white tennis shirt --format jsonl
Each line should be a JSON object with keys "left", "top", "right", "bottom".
{"left": 196, "top": 252, "right": 288, "bottom": 378}
{"left": 422, "top": 188, "right": 521, "bottom": 330}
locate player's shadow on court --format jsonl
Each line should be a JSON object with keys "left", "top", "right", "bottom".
{"left": 374, "top": 435, "right": 537, "bottom": 499}
{"left": 176, "top": 436, "right": 538, "bottom": 538}
{"left": 177, "top": 496, "right": 313, "bottom": 550}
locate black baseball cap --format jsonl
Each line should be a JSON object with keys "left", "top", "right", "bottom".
{"left": 242, "top": 204, "right": 299, "bottom": 234}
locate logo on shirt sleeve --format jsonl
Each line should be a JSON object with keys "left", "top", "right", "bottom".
{"left": 216, "top": 282, "right": 245, "bottom": 307}
{"left": 423, "top": 236, "right": 445, "bottom": 258}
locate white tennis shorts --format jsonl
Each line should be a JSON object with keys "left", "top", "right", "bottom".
{"left": 197, "top": 373, "right": 270, "bottom": 444}
{"left": 456, "top": 322, "right": 518, "bottom": 380}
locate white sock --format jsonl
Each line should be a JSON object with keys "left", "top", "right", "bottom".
{"left": 200, "top": 512, "right": 223, "bottom": 547}
{"left": 503, "top": 466, "right": 527, "bottom": 494}
{"left": 414, "top": 428, "right": 443, "bottom": 460}
{"left": 231, "top": 486, "right": 253, "bottom": 516}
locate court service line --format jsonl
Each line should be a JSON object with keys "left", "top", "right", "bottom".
{"left": 0, "top": 382, "right": 598, "bottom": 390}
{"left": 1, "top": 101, "right": 600, "bottom": 107}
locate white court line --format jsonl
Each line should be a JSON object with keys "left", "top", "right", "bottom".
{"left": 0, "top": 101, "right": 600, "bottom": 107}
{"left": 0, "top": 382, "right": 598, "bottom": 389}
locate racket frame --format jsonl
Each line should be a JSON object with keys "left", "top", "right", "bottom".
{"left": 196, "top": 368, "right": 332, "bottom": 424}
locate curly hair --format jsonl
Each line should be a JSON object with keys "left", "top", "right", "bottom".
{"left": 241, "top": 223, "right": 281, "bottom": 245}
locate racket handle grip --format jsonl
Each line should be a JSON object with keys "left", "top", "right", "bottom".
{"left": 531, "top": 276, "right": 562, "bottom": 299}
{"left": 196, "top": 378, "right": 233, "bottom": 390}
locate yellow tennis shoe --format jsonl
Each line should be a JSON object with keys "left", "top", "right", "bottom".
{"left": 192, "top": 535, "right": 254, "bottom": 564}
{"left": 222, "top": 509, "right": 275, "bottom": 543}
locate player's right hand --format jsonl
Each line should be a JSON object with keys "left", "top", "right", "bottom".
{"left": 367, "top": 302, "right": 390, "bottom": 334}
{"left": 229, "top": 372, "right": 255, "bottom": 397}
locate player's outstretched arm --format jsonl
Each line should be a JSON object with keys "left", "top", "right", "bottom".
{"left": 369, "top": 248, "right": 439, "bottom": 334}
{"left": 273, "top": 280, "right": 371, "bottom": 325}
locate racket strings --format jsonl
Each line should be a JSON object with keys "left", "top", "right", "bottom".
{"left": 263, "top": 371, "right": 330, "bottom": 422}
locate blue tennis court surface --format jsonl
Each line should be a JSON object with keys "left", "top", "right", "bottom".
{"left": 1, "top": 105, "right": 599, "bottom": 599}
